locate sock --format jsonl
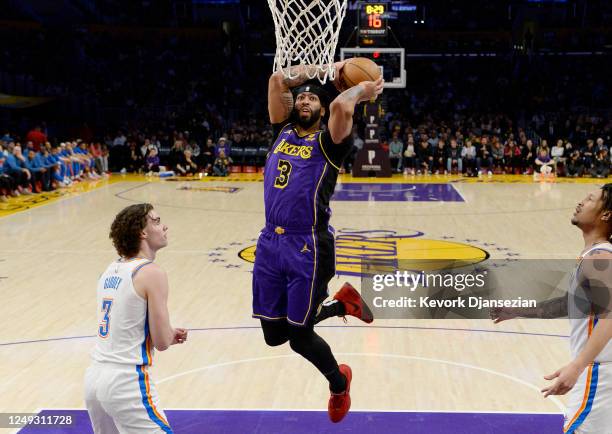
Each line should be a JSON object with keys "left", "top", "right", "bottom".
{"left": 314, "top": 299, "right": 346, "bottom": 324}
{"left": 325, "top": 368, "right": 347, "bottom": 394}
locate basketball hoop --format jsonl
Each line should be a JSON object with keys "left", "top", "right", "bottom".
{"left": 267, "top": 0, "right": 348, "bottom": 84}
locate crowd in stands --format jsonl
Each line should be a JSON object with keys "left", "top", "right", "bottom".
{"left": 0, "top": 128, "right": 108, "bottom": 202}
{"left": 3, "top": 108, "right": 611, "bottom": 204}
{"left": 350, "top": 127, "right": 612, "bottom": 180}
{"left": 1, "top": 15, "right": 612, "bottom": 196}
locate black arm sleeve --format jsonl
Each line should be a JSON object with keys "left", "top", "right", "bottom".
{"left": 272, "top": 122, "right": 289, "bottom": 139}
{"left": 320, "top": 131, "right": 353, "bottom": 169}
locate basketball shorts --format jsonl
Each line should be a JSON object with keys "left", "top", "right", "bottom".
{"left": 252, "top": 224, "right": 336, "bottom": 327}
{"left": 84, "top": 362, "right": 173, "bottom": 434}
{"left": 563, "top": 362, "right": 612, "bottom": 434}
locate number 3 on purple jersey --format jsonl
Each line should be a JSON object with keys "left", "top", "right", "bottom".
{"left": 98, "top": 298, "right": 113, "bottom": 338}
{"left": 274, "top": 159, "right": 292, "bottom": 189}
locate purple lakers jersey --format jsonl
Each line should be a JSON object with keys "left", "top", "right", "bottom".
{"left": 264, "top": 123, "right": 351, "bottom": 229}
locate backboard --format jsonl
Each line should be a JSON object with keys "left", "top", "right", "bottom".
{"left": 340, "top": 47, "right": 406, "bottom": 88}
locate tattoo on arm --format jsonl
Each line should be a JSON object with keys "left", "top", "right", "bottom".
{"left": 335, "top": 85, "right": 365, "bottom": 105}
{"left": 280, "top": 91, "right": 294, "bottom": 119}
{"left": 536, "top": 296, "right": 569, "bottom": 319}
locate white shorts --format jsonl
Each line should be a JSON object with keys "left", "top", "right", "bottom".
{"left": 84, "top": 362, "right": 173, "bottom": 434}
{"left": 564, "top": 362, "right": 612, "bottom": 434}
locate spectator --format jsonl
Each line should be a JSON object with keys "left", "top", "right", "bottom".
{"left": 40, "top": 146, "right": 64, "bottom": 188}
{"left": 26, "top": 126, "right": 47, "bottom": 152}
{"left": 551, "top": 139, "right": 566, "bottom": 176}
{"left": 446, "top": 139, "right": 462, "bottom": 174}
{"left": 50, "top": 145, "right": 72, "bottom": 184}
{"left": 595, "top": 137, "right": 607, "bottom": 154}
{"left": 491, "top": 139, "right": 505, "bottom": 173}
{"left": 112, "top": 131, "right": 127, "bottom": 147}
{"left": 175, "top": 149, "right": 198, "bottom": 176}
{"left": 75, "top": 141, "right": 100, "bottom": 178}
{"left": 388, "top": 132, "right": 403, "bottom": 173}
{"left": 201, "top": 138, "right": 216, "bottom": 173}
{"left": 504, "top": 140, "right": 522, "bottom": 174}
{"left": 416, "top": 139, "right": 433, "bottom": 174}
{"left": 590, "top": 149, "right": 610, "bottom": 178}
{"left": 535, "top": 148, "right": 554, "bottom": 179}
{"left": 461, "top": 140, "right": 477, "bottom": 176}
{"left": 100, "top": 145, "right": 110, "bottom": 173}
{"left": 169, "top": 140, "right": 185, "bottom": 170}
{"left": 3, "top": 143, "right": 31, "bottom": 194}
{"left": 433, "top": 140, "right": 447, "bottom": 174}
{"left": 522, "top": 139, "right": 537, "bottom": 174}
{"left": 566, "top": 150, "right": 584, "bottom": 178}
{"left": 0, "top": 153, "right": 15, "bottom": 201}
{"left": 140, "top": 139, "right": 152, "bottom": 158}
{"left": 127, "top": 142, "right": 143, "bottom": 173}
{"left": 12, "top": 145, "right": 41, "bottom": 193}
{"left": 90, "top": 142, "right": 107, "bottom": 175}
{"left": 215, "top": 137, "right": 231, "bottom": 158}
{"left": 144, "top": 148, "right": 159, "bottom": 174}
{"left": 477, "top": 137, "right": 493, "bottom": 176}
{"left": 213, "top": 150, "right": 232, "bottom": 176}
{"left": 582, "top": 139, "right": 596, "bottom": 170}
{"left": 25, "top": 148, "right": 52, "bottom": 192}
{"left": 188, "top": 141, "right": 202, "bottom": 166}
{"left": 1, "top": 132, "right": 13, "bottom": 143}
{"left": 403, "top": 135, "right": 416, "bottom": 175}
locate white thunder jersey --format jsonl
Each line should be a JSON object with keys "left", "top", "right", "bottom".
{"left": 569, "top": 242, "right": 612, "bottom": 363}
{"left": 91, "top": 258, "right": 154, "bottom": 366}
{"left": 564, "top": 242, "right": 612, "bottom": 434}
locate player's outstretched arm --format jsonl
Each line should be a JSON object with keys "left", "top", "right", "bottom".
{"left": 490, "top": 296, "right": 568, "bottom": 322}
{"left": 268, "top": 63, "right": 346, "bottom": 124}
{"left": 328, "top": 77, "right": 384, "bottom": 144}
{"left": 135, "top": 264, "right": 176, "bottom": 351}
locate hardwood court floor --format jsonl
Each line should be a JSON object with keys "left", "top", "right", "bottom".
{"left": 0, "top": 173, "right": 606, "bottom": 433}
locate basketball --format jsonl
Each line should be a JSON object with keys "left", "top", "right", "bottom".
{"left": 341, "top": 57, "right": 382, "bottom": 89}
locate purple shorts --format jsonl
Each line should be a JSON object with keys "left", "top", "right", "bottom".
{"left": 252, "top": 225, "right": 336, "bottom": 327}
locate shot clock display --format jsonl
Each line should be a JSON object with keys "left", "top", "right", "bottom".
{"left": 359, "top": 2, "right": 388, "bottom": 39}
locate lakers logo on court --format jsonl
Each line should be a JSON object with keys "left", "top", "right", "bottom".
{"left": 208, "top": 229, "right": 520, "bottom": 276}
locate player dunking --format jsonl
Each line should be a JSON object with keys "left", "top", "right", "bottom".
{"left": 491, "top": 184, "right": 612, "bottom": 434}
{"left": 85, "top": 204, "right": 187, "bottom": 433}
{"left": 252, "top": 63, "right": 383, "bottom": 423}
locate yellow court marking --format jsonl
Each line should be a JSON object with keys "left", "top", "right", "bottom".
{"left": 239, "top": 238, "right": 488, "bottom": 276}
{"left": 154, "top": 172, "right": 609, "bottom": 184}
{"left": 1, "top": 172, "right": 606, "bottom": 218}
{"left": 0, "top": 176, "right": 126, "bottom": 218}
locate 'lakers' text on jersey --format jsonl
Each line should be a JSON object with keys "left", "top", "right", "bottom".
{"left": 264, "top": 123, "right": 352, "bottom": 229}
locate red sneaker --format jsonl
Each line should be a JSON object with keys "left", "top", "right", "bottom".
{"left": 328, "top": 364, "right": 352, "bottom": 423}
{"left": 333, "top": 282, "right": 373, "bottom": 323}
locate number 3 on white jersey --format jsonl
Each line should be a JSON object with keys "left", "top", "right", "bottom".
{"left": 98, "top": 298, "right": 114, "bottom": 338}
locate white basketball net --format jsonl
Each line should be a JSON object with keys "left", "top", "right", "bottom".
{"left": 267, "top": 0, "right": 348, "bottom": 84}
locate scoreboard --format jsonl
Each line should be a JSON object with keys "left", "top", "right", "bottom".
{"left": 359, "top": 2, "right": 388, "bottom": 40}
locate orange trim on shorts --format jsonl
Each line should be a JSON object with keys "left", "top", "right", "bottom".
{"left": 563, "top": 363, "right": 594, "bottom": 432}
{"left": 143, "top": 366, "right": 169, "bottom": 426}
{"left": 587, "top": 313, "right": 595, "bottom": 337}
